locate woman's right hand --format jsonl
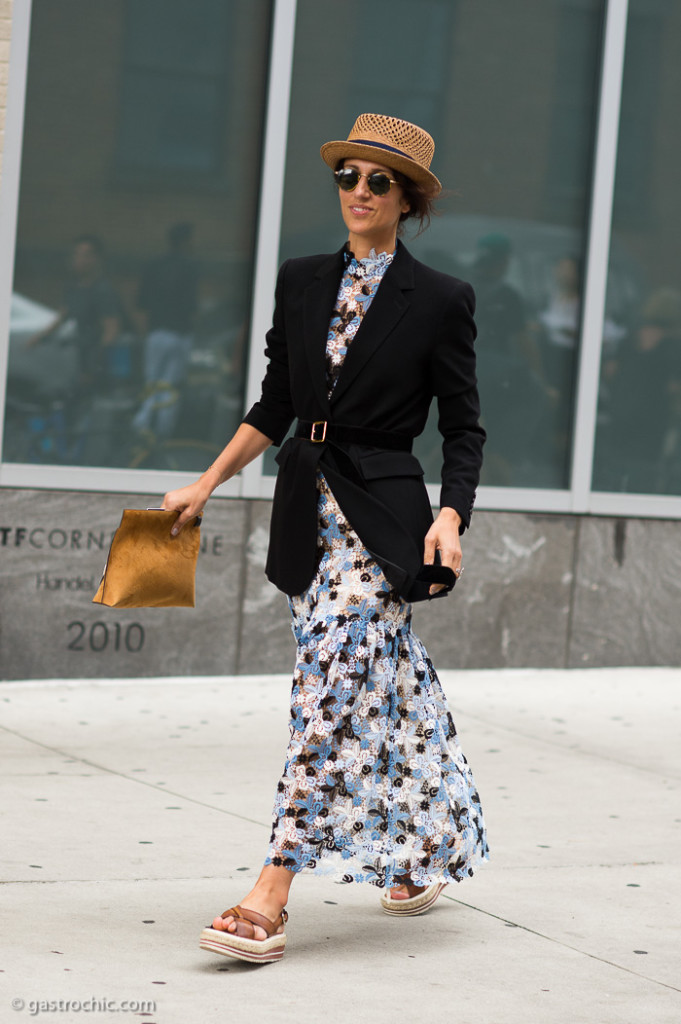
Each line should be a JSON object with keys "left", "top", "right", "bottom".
{"left": 161, "top": 424, "right": 272, "bottom": 535}
{"left": 163, "top": 473, "right": 217, "bottom": 536}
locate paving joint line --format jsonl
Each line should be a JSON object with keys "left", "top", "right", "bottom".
{"left": 0, "top": 724, "right": 271, "bottom": 831}
{"left": 452, "top": 708, "right": 681, "bottom": 781}
{"left": 443, "top": 894, "right": 681, "bottom": 994}
{"left": 0, "top": 875, "right": 261, "bottom": 885}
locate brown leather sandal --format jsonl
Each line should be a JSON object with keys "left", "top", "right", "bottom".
{"left": 199, "top": 905, "right": 288, "bottom": 964}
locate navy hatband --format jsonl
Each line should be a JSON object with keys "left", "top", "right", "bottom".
{"left": 349, "top": 139, "right": 417, "bottom": 162}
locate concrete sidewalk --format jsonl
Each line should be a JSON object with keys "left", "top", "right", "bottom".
{"left": 1, "top": 668, "right": 679, "bottom": 1024}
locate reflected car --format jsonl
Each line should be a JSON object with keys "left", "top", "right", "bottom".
{"left": 6, "top": 292, "right": 78, "bottom": 399}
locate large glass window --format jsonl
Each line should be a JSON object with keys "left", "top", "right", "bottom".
{"left": 592, "top": 0, "right": 681, "bottom": 495}
{"left": 3, "top": 0, "right": 271, "bottom": 471}
{"left": 273, "top": 0, "right": 605, "bottom": 489}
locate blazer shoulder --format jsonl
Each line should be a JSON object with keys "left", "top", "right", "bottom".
{"left": 411, "top": 255, "right": 473, "bottom": 294}
{"left": 411, "top": 256, "right": 476, "bottom": 312}
{"left": 280, "top": 250, "right": 340, "bottom": 280}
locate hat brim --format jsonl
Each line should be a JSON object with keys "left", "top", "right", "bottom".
{"left": 320, "top": 140, "right": 441, "bottom": 195}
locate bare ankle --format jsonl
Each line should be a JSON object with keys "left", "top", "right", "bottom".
{"left": 252, "top": 867, "right": 294, "bottom": 906}
{"left": 244, "top": 882, "right": 289, "bottom": 908}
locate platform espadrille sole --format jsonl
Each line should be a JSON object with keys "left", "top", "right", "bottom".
{"left": 199, "top": 927, "right": 286, "bottom": 963}
{"left": 380, "top": 882, "right": 447, "bottom": 917}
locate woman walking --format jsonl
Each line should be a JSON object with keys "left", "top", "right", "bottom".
{"left": 163, "top": 114, "right": 488, "bottom": 963}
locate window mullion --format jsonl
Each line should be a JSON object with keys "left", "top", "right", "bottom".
{"left": 569, "top": 0, "right": 629, "bottom": 512}
{"left": 0, "top": 0, "right": 34, "bottom": 484}
{"left": 240, "top": 0, "right": 298, "bottom": 500}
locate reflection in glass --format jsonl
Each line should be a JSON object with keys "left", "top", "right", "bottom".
{"left": 3, "top": 0, "right": 271, "bottom": 471}
{"left": 592, "top": 1, "right": 681, "bottom": 495}
{"left": 134, "top": 223, "right": 198, "bottom": 441}
{"left": 274, "top": 0, "right": 605, "bottom": 488}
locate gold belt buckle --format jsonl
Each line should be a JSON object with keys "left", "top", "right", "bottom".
{"left": 310, "top": 420, "right": 327, "bottom": 442}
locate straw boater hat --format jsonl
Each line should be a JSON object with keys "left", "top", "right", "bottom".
{"left": 320, "top": 113, "right": 442, "bottom": 195}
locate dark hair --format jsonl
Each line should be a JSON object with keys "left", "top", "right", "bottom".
{"left": 336, "top": 159, "right": 438, "bottom": 237}
{"left": 73, "top": 233, "right": 104, "bottom": 258}
{"left": 393, "top": 170, "right": 438, "bottom": 237}
{"left": 168, "top": 221, "right": 194, "bottom": 248}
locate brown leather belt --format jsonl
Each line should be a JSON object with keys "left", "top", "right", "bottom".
{"left": 295, "top": 420, "right": 412, "bottom": 452}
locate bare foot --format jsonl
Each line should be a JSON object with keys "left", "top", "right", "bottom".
{"left": 388, "top": 878, "right": 427, "bottom": 901}
{"left": 211, "top": 888, "right": 287, "bottom": 941}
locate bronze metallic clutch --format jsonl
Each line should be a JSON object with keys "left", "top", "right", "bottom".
{"left": 92, "top": 509, "right": 201, "bottom": 609}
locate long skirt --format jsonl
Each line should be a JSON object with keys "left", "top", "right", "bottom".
{"left": 264, "top": 474, "right": 489, "bottom": 888}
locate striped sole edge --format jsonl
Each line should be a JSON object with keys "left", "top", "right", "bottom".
{"left": 199, "top": 930, "right": 286, "bottom": 964}
{"left": 380, "top": 883, "right": 447, "bottom": 917}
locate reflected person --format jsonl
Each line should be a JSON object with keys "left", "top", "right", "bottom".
{"left": 470, "top": 233, "right": 549, "bottom": 485}
{"left": 26, "top": 234, "right": 125, "bottom": 461}
{"left": 27, "top": 234, "right": 123, "bottom": 388}
{"left": 537, "top": 255, "right": 581, "bottom": 379}
{"left": 134, "top": 222, "right": 199, "bottom": 438}
{"left": 535, "top": 255, "right": 582, "bottom": 465}
{"left": 595, "top": 287, "right": 681, "bottom": 493}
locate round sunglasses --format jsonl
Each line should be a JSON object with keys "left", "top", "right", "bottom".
{"left": 334, "top": 167, "right": 400, "bottom": 197}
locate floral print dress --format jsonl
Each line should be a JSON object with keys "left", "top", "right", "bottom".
{"left": 265, "top": 249, "right": 489, "bottom": 888}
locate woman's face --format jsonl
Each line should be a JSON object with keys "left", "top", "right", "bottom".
{"left": 337, "top": 157, "right": 410, "bottom": 249}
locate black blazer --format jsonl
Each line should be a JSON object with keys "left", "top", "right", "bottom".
{"left": 243, "top": 240, "right": 485, "bottom": 602}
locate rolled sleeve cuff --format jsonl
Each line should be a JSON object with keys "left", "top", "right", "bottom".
{"left": 242, "top": 403, "right": 293, "bottom": 447}
{"left": 439, "top": 487, "right": 475, "bottom": 533}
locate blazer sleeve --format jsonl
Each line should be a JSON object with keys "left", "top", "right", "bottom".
{"left": 241, "top": 260, "right": 295, "bottom": 445}
{"left": 429, "top": 280, "right": 486, "bottom": 531}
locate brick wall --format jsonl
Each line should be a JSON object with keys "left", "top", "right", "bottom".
{"left": 0, "top": 0, "right": 12, "bottom": 186}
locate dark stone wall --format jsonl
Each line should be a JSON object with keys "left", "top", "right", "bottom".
{"left": 1, "top": 488, "right": 679, "bottom": 679}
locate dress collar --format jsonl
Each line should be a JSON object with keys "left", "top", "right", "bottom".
{"left": 343, "top": 244, "right": 396, "bottom": 277}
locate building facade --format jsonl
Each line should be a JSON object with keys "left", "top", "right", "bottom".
{"left": 1, "top": 0, "right": 680, "bottom": 679}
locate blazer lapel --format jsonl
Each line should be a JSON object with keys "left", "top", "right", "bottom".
{"left": 330, "top": 241, "right": 415, "bottom": 406}
{"left": 302, "top": 247, "right": 344, "bottom": 416}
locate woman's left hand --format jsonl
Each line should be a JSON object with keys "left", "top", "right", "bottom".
{"left": 423, "top": 507, "right": 463, "bottom": 596}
